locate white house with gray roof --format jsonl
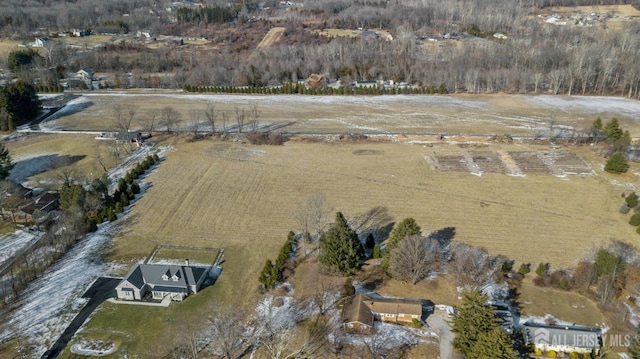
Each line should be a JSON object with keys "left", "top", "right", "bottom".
{"left": 523, "top": 322, "right": 602, "bottom": 355}
{"left": 116, "top": 262, "right": 209, "bottom": 302}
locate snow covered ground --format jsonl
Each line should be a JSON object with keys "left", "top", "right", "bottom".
{"left": 0, "top": 230, "right": 41, "bottom": 268}
{"left": 0, "top": 144, "right": 169, "bottom": 356}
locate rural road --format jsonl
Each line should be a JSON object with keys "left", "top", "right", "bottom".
{"left": 41, "top": 277, "right": 121, "bottom": 359}
{"left": 426, "top": 309, "right": 454, "bottom": 359}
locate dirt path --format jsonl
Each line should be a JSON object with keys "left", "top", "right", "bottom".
{"left": 256, "top": 27, "right": 285, "bottom": 49}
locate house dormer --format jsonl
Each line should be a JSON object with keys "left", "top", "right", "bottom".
{"left": 172, "top": 270, "right": 181, "bottom": 281}
{"left": 162, "top": 269, "right": 171, "bottom": 281}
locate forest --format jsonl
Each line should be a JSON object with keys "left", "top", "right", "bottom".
{"left": 1, "top": 0, "right": 640, "bottom": 96}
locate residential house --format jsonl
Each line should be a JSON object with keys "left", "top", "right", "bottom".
{"left": 367, "top": 296, "right": 423, "bottom": 323}
{"left": 76, "top": 68, "right": 94, "bottom": 82}
{"left": 33, "top": 37, "right": 49, "bottom": 48}
{"left": 116, "top": 262, "right": 210, "bottom": 302}
{"left": 343, "top": 294, "right": 424, "bottom": 333}
{"left": 343, "top": 294, "right": 374, "bottom": 334}
{"left": 523, "top": 322, "right": 602, "bottom": 355}
{"left": 116, "top": 130, "right": 143, "bottom": 146}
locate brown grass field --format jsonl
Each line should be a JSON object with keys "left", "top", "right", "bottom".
{"left": 41, "top": 92, "right": 640, "bottom": 138}
{"left": 0, "top": 39, "right": 20, "bottom": 58}
{"left": 110, "top": 139, "right": 639, "bottom": 301}
{"left": 4, "top": 93, "right": 640, "bottom": 357}
{"left": 256, "top": 27, "right": 285, "bottom": 49}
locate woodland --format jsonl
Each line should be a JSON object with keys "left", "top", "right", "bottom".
{"left": 1, "top": 0, "right": 640, "bottom": 96}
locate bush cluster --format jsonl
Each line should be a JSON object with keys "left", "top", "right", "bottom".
{"left": 35, "top": 84, "right": 63, "bottom": 93}
{"left": 95, "top": 154, "right": 158, "bottom": 224}
{"left": 259, "top": 231, "right": 297, "bottom": 290}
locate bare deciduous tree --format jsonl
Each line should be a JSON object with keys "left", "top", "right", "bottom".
{"left": 390, "top": 235, "right": 440, "bottom": 285}
{"left": 138, "top": 109, "right": 159, "bottom": 137}
{"left": 189, "top": 109, "right": 200, "bottom": 138}
{"left": 294, "top": 193, "right": 333, "bottom": 243}
{"left": 248, "top": 101, "right": 260, "bottom": 132}
{"left": 209, "top": 306, "right": 251, "bottom": 359}
{"left": 204, "top": 101, "right": 218, "bottom": 135}
{"left": 234, "top": 104, "right": 245, "bottom": 134}
{"left": 160, "top": 106, "right": 181, "bottom": 133}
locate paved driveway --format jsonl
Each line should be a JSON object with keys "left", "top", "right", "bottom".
{"left": 426, "top": 309, "right": 454, "bottom": 359}
{"left": 41, "top": 277, "right": 121, "bottom": 359}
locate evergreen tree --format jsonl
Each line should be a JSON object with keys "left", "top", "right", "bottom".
{"left": 318, "top": 212, "right": 363, "bottom": 275}
{"left": 604, "top": 118, "right": 623, "bottom": 142}
{"left": 626, "top": 192, "right": 639, "bottom": 209}
{"left": 605, "top": 152, "right": 629, "bottom": 174}
{"left": 0, "top": 80, "right": 41, "bottom": 127}
{"left": 372, "top": 244, "right": 382, "bottom": 259}
{"left": 259, "top": 259, "right": 277, "bottom": 289}
{"left": 630, "top": 214, "right": 640, "bottom": 226}
{"left": 382, "top": 218, "right": 421, "bottom": 274}
{"left": 469, "top": 329, "right": 519, "bottom": 359}
{"left": 0, "top": 142, "right": 13, "bottom": 180}
{"left": 451, "top": 289, "right": 503, "bottom": 357}
{"left": 535, "top": 262, "right": 548, "bottom": 277}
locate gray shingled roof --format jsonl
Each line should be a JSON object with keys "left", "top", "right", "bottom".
{"left": 123, "top": 264, "right": 208, "bottom": 291}
{"left": 523, "top": 323, "right": 602, "bottom": 349}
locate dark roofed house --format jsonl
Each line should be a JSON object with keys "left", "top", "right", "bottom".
{"left": 523, "top": 322, "right": 602, "bottom": 355}
{"left": 116, "top": 262, "right": 210, "bottom": 302}
{"left": 343, "top": 294, "right": 424, "bottom": 334}
{"left": 343, "top": 294, "right": 374, "bottom": 334}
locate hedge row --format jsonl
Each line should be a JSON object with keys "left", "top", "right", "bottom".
{"left": 183, "top": 83, "right": 448, "bottom": 95}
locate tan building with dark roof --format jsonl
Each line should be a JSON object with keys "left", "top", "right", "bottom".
{"left": 343, "top": 294, "right": 424, "bottom": 334}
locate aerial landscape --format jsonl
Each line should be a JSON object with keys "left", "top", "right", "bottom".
{"left": 0, "top": 0, "right": 639, "bottom": 358}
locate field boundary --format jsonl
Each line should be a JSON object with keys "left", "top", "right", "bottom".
{"left": 146, "top": 244, "right": 224, "bottom": 266}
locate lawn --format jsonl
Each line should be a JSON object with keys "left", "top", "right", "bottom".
{"left": 519, "top": 276, "right": 603, "bottom": 326}
{"left": 104, "top": 138, "right": 636, "bottom": 304}
{"left": 0, "top": 39, "right": 21, "bottom": 58}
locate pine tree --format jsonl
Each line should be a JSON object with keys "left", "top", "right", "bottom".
{"left": 627, "top": 192, "right": 639, "bottom": 209}
{"left": 259, "top": 259, "right": 276, "bottom": 289}
{"left": 318, "top": 212, "right": 363, "bottom": 275}
{"left": 451, "top": 289, "right": 503, "bottom": 357}
{"left": 468, "top": 329, "right": 519, "bottom": 359}
{"left": 605, "top": 152, "right": 629, "bottom": 174}
{"left": 604, "top": 118, "right": 623, "bottom": 142}
{"left": 0, "top": 142, "right": 13, "bottom": 180}
{"left": 382, "top": 218, "right": 421, "bottom": 274}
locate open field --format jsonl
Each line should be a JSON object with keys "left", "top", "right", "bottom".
{"left": 0, "top": 39, "right": 20, "bottom": 58}
{"left": 40, "top": 93, "right": 640, "bottom": 138}
{"left": 70, "top": 137, "right": 638, "bottom": 355}
{"left": 317, "top": 28, "right": 394, "bottom": 40}
{"left": 256, "top": 27, "right": 285, "bottom": 49}
{"left": 111, "top": 139, "right": 638, "bottom": 294}
{"left": 2, "top": 133, "right": 119, "bottom": 188}
{"left": 546, "top": 4, "right": 640, "bottom": 17}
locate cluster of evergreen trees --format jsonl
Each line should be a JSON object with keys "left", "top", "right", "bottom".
{"left": 34, "top": 84, "right": 63, "bottom": 93}
{"left": 593, "top": 117, "right": 632, "bottom": 174}
{"left": 175, "top": 6, "right": 239, "bottom": 24}
{"left": 0, "top": 80, "right": 41, "bottom": 131}
{"left": 183, "top": 83, "right": 448, "bottom": 95}
{"left": 96, "top": 154, "right": 158, "bottom": 224}
{"left": 259, "top": 231, "right": 297, "bottom": 290}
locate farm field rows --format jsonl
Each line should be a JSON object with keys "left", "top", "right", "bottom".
{"left": 40, "top": 93, "right": 640, "bottom": 137}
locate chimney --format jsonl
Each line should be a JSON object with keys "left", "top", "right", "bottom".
{"left": 185, "top": 258, "right": 190, "bottom": 266}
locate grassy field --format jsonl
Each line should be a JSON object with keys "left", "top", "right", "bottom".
{"left": 257, "top": 27, "right": 285, "bottom": 49}
{"left": 69, "top": 137, "right": 638, "bottom": 355}
{"left": 0, "top": 39, "right": 21, "bottom": 58}
{"left": 41, "top": 93, "right": 640, "bottom": 138}
{"left": 2, "top": 133, "right": 119, "bottom": 188}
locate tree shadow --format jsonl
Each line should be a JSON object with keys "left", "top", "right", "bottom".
{"left": 8, "top": 154, "right": 86, "bottom": 183}
{"left": 428, "top": 226, "right": 456, "bottom": 246}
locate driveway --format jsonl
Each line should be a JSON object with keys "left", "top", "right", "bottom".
{"left": 426, "top": 309, "right": 454, "bottom": 359}
{"left": 41, "top": 277, "right": 121, "bottom": 359}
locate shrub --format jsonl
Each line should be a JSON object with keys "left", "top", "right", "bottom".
{"left": 605, "top": 152, "right": 629, "bottom": 174}
{"left": 547, "top": 350, "right": 557, "bottom": 358}
{"left": 630, "top": 213, "right": 640, "bottom": 226}
{"left": 626, "top": 192, "right": 639, "bottom": 208}
{"left": 620, "top": 203, "right": 631, "bottom": 214}
{"left": 411, "top": 318, "right": 422, "bottom": 328}
{"left": 535, "top": 262, "right": 548, "bottom": 277}
{"left": 372, "top": 244, "right": 382, "bottom": 259}
{"left": 637, "top": 225, "right": 640, "bottom": 235}
{"left": 518, "top": 263, "right": 530, "bottom": 275}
